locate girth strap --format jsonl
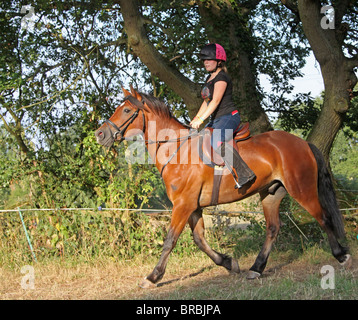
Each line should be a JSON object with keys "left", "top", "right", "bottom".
{"left": 210, "top": 167, "right": 224, "bottom": 206}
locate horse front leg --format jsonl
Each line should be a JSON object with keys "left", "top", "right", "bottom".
{"left": 139, "top": 204, "right": 194, "bottom": 288}
{"left": 188, "top": 209, "right": 240, "bottom": 274}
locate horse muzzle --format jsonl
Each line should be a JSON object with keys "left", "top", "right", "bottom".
{"left": 95, "top": 124, "right": 119, "bottom": 148}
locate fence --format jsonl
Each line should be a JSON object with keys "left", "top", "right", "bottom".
{"left": 1, "top": 206, "right": 357, "bottom": 214}
{"left": 0, "top": 206, "right": 356, "bottom": 263}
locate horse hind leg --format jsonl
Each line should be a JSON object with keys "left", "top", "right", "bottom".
{"left": 188, "top": 209, "right": 240, "bottom": 274}
{"left": 291, "top": 194, "right": 350, "bottom": 266}
{"left": 286, "top": 143, "right": 350, "bottom": 267}
{"left": 248, "top": 183, "right": 287, "bottom": 279}
{"left": 290, "top": 194, "right": 350, "bottom": 265}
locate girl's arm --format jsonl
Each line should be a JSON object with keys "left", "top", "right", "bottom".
{"left": 190, "top": 81, "right": 227, "bottom": 129}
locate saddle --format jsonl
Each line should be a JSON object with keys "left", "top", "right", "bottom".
{"left": 199, "top": 122, "right": 251, "bottom": 167}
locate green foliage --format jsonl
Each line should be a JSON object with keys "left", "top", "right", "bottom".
{"left": 274, "top": 94, "right": 321, "bottom": 138}
{"left": 0, "top": 119, "right": 168, "bottom": 210}
{"left": 0, "top": 0, "right": 357, "bottom": 269}
{"left": 343, "top": 93, "right": 358, "bottom": 137}
{"left": 0, "top": 209, "right": 198, "bottom": 266}
{"left": 254, "top": 1, "right": 310, "bottom": 96}
{"left": 274, "top": 91, "right": 358, "bottom": 143}
{"left": 330, "top": 130, "right": 358, "bottom": 194}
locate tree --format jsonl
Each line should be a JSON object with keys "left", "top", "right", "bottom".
{"left": 283, "top": 0, "right": 358, "bottom": 161}
{"left": 0, "top": 0, "right": 165, "bottom": 208}
{"left": 1, "top": 0, "right": 356, "bottom": 208}
{"left": 119, "top": 0, "right": 275, "bottom": 133}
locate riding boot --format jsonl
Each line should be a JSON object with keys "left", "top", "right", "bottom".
{"left": 217, "top": 142, "right": 256, "bottom": 189}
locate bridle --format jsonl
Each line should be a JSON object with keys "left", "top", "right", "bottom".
{"left": 105, "top": 110, "right": 143, "bottom": 144}
{"left": 105, "top": 95, "right": 146, "bottom": 144}
{"left": 103, "top": 94, "right": 199, "bottom": 175}
{"left": 105, "top": 95, "right": 198, "bottom": 145}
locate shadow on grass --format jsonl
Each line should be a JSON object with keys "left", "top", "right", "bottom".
{"left": 157, "top": 265, "right": 215, "bottom": 287}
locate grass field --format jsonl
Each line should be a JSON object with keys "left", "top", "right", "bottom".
{"left": 1, "top": 208, "right": 357, "bottom": 300}
{"left": 1, "top": 241, "right": 357, "bottom": 300}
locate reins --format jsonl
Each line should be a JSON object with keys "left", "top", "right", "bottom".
{"left": 159, "top": 133, "right": 193, "bottom": 177}
{"left": 131, "top": 128, "right": 198, "bottom": 145}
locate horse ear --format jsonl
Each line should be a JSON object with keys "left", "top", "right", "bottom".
{"left": 130, "top": 84, "right": 136, "bottom": 95}
{"left": 130, "top": 85, "right": 142, "bottom": 101}
{"left": 122, "top": 86, "right": 131, "bottom": 97}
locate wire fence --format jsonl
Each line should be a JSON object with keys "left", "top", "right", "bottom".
{"left": 1, "top": 207, "right": 357, "bottom": 214}
{"left": 0, "top": 207, "right": 170, "bottom": 213}
{"left": 1, "top": 206, "right": 356, "bottom": 263}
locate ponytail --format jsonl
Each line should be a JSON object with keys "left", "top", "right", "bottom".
{"left": 218, "top": 61, "right": 228, "bottom": 73}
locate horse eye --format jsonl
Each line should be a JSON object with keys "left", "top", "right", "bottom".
{"left": 123, "top": 107, "right": 131, "bottom": 114}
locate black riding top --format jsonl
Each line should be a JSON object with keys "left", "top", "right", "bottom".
{"left": 201, "top": 70, "right": 237, "bottom": 120}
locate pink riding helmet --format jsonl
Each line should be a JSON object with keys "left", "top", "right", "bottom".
{"left": 199, "top": 43, "right": 227, "bottom": 61}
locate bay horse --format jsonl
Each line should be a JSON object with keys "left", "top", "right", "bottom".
{"left": 95, "top": 88, "right": 351, "bottom": 288}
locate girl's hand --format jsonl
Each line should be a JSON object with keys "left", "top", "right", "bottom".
{"left": 190, "top": 116, "right": 204, "bottom": 129}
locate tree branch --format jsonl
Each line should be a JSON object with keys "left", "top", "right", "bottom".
{"left": 70, "top": 45, "right": 111, "bottom": 110}
{"left": 0, "top": 109, "right": 30, "bottom": 154}
{"left": 0, "top": 112, "right": 15, "bottom": 136}
{"left": 18, "top": 63, "right": 87, "bottom": 111}
{"left": 118, "top": 0, "right": 202, "bottom": 114}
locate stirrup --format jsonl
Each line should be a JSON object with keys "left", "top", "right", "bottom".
{"left": 227, "top": 168, "right": 243, "bottom": 189}
{"left": 234, "top": 180, "right": 242, "bottom": 189}
{"left": 235, "top": 173, "right": 256, "bottom": 189}
{"left": 222, "top": 160, "right": 242, "bottom": 189}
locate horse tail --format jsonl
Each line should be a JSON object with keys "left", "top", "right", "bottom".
{"left": 308, "top": 143, "right": 345, "bottom": 239}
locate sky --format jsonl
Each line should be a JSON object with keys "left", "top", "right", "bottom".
{"left": 259, "top": 52, "right": 325, "bottom": 99}
{"left": 289, "top": 53, "right": 325, "bottom": 97}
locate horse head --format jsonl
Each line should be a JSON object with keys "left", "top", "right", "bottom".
{"left": 95, "top": 87, "right": 149, "bottom": 148}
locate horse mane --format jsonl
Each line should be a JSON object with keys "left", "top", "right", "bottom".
{"left": 124, "top": 90, "right": 191, "bottom": 129}
{"left": 138, "top": 92, "right": 190, "bottom": 128}
{"left": 138, "top": 92, "right": 173, "bottom": 119}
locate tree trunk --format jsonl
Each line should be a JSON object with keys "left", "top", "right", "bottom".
{"left": 307, "top": 60, "right": 354, "bottom": 158}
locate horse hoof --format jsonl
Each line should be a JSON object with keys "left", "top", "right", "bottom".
{"left": 247, "top": 270, "right": 261, "bottom": 280}
{"left": 340, "top": 254, "right": 352, "bottom": 269}
{"left": 230, "top": 258, "right": 240, "bottom": 274}
{"left": 139, "top": 277, "right": 156, "bottom": 289}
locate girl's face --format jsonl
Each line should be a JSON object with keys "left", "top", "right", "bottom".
{"left": 203, "top": 59, "right": 218, "bottom": 72}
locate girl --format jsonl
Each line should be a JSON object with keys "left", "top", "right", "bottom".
{"left": 190, "top": 43, "right": 255, "bottom": 188}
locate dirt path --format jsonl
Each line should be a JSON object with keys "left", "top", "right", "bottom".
{"left": 1, "top": 251, "right": 357, "bottom": 300}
